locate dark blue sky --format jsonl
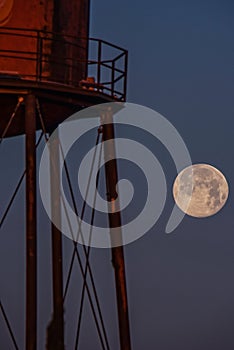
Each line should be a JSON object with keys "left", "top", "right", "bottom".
{"left": 90, "top": 1, "right": 234, "bottom": 349}
{"left": 0, "top": 0, "right": 234, "bottom": 349}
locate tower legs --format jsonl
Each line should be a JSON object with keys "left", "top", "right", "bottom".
{"left": 25, "top": 94, "right": 37, "bottom": 350}
{"left": 47, "top": 135, "right": 65, "bottom": 350}
{"left": 101, "top": 108, "right": 132, "bottom": 350}
{"left": 24, "top": 98, "right": 130, "bottom": 350}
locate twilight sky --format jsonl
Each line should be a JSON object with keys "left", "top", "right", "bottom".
{"left": 89, "top": 1, "right": 234, "bottom": 349}
{"left": 0, "top": 0, "right": 234, "bottom": 349}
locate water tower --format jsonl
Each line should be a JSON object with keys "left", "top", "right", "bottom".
{"left": 0, "top": 0, "right": 130, "bottom": 349}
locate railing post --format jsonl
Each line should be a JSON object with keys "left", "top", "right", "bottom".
{"left": 36, "top": 31, "right": 43, "bottom": 81}
{"left": 123, "top": 51, "right": 128, "bottom": 101}
{"left": 111, "top": 61, "right": 115, "bottom": 97}
{"left": 36, "top": 31, "right": 39, "bottom": 80}
{"left": 97, "top": 40, "right": 102, "bottom": 89}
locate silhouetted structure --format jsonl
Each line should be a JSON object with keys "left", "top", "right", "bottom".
{"left": 0, "top": 1, "right": 130, "bottom": 349}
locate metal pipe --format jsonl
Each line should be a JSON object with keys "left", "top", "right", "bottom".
{"left": 101, "top": 107, "right": 131, "bottom": 350}
{"left": 111, "top": 61, "right": 115, "bottom": 97}
{"left": 46, "top": 135, "right": 65, "bottom": 350}
{"left": 97, "top": 40, "right": 102, "bottom": 86}
{"left": 123, "top": 51, "right": 128, "bottom": 101}
{"left": 25, "top": 94, "right": 37, "bottom": 350}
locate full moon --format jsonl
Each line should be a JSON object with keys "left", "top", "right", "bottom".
{"left": 173, "top": 164, "right": 229, "bottom": 218}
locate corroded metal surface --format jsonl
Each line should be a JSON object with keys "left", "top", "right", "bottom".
{"left": 0, "top": 0, "right": 90, "bottom": 82}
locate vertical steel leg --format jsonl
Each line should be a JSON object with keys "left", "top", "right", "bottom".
{"left": 101, "top": 107, "right": 132, "bottom": 350}
{"left": 46, "top": 135, "right": 65, "bottom": 350}
{"left": 25, "top": 94, "right": 37, "bottom": 350}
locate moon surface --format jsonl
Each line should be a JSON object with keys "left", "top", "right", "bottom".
{"left": 173, "top": 164, "right": 229, "bottom": 218}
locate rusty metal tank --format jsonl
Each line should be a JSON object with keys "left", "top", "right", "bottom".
{"left": 0, "top": 0, "right": 90, "bottom": 84}
{"left": 0, "top": 0, "right": 127, "bottom": 138}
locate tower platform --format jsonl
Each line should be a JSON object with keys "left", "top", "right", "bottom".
{"left": 0, "top": 27, "right": 128, "bottom": 137}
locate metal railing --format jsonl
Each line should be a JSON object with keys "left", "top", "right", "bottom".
{"left": 0, "top": 27, "right": 128, "bottom": 100}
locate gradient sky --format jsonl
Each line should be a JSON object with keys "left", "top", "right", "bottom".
{"left": 89, "top": 1, "right": 234, "bottom": 349}
{"left": 1, "top": 0, "right": 234, "bottom": 349}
